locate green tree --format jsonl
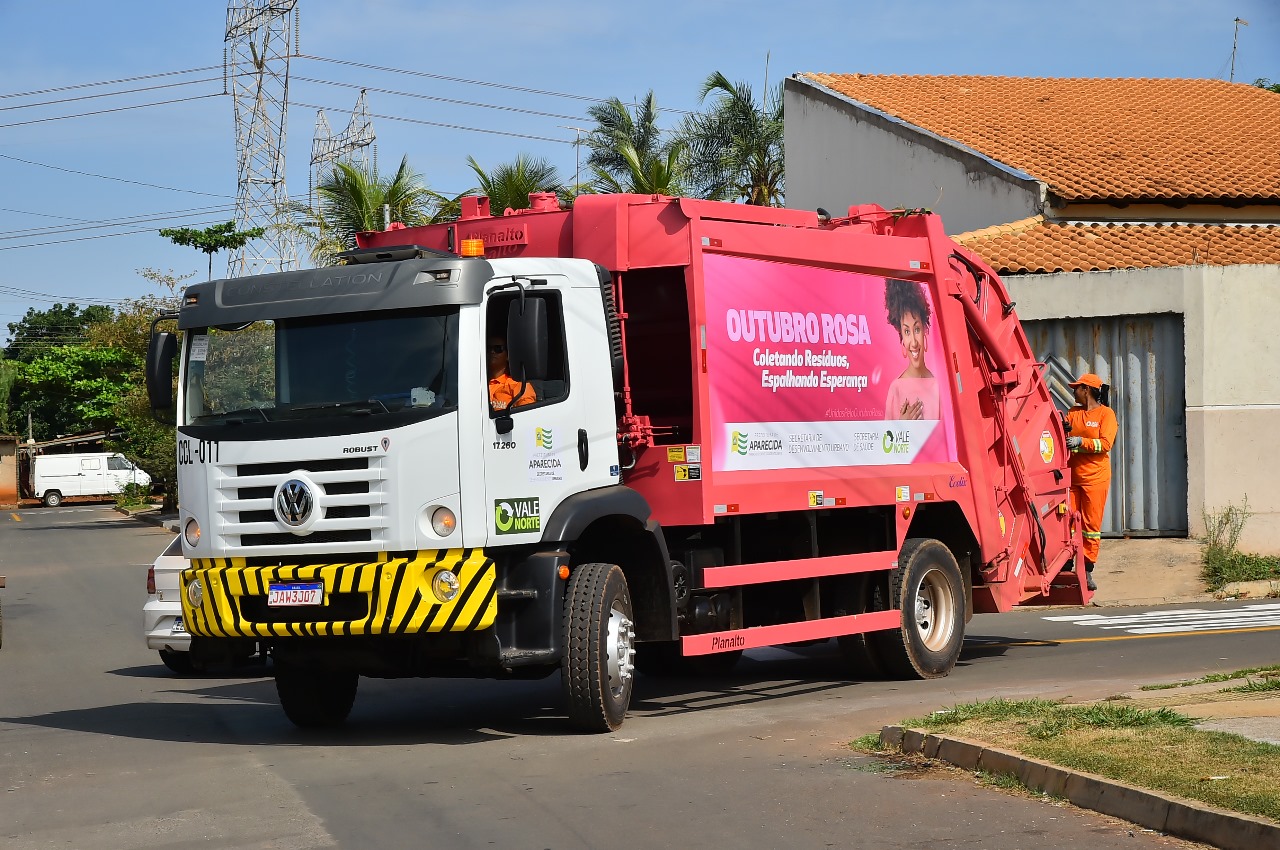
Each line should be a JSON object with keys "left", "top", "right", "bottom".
{"left": 467, "top": 154, "right": 563, "bottom": 215}
{"left": 8, "top": 345, "right": 138, "bottom": 441}
{"left": 317, "top": 155, "right": 435, "bottom": 249}
{"left": 5, "top": 303, "right": 112, "bottom": 364}
{"left": 591, "top": 142, "right": 687, "bottom": 196}
{"left": 677, "top": 68, "right": 785, "bottom": 205}
{"left": 1254, "top": 77, "right": 1280, "bottom": 93}
{"left": 583, "top": 93, "right": 686, "bottom": 195}
{"left": 94, "top": 268, "right": 188, "bottom": 510}
{"left": 159, "top": 221, "right": 266, "bottom": 281}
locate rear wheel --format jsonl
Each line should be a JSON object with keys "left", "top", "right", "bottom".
{"left": 870, "top": 538, "right": 966, "bottom": 679}
{"left": 43, "top": 491, "right": 62, "bottom": 507}
{"left": 274, "top": 662, "right": 358, "bottom": 728}
{"left": 834, "top": 574, "right": 888, "bottom": 679}
{"left": 562, "top": 562, "right": 635, "bottom": 732}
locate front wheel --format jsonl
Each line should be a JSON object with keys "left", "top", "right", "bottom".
{"left": 562, "top": 563, "right": 636, "bottom": 732}
{"left": 274, "top": 662, "right": 358, "bottom": 728}
{"left": 870, "top": 538, "right": 966, "bottom": 679}
{"left": 43, "top": 491, "right": 62, "bottom": 507}
{"left": 159, "top": 649, "right": 195, "bottom": 673}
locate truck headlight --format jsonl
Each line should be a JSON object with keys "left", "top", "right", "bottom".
{"left": 183, "top": 518, "right": 201, "bottom": 547}
{"left": 432, "top": 569, "right": 460, "bottom": 602}
{"left": 187, "top": 578, "right": 204, "bottom": 607}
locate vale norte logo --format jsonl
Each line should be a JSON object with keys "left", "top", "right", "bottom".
{"left": 495, "top": 498, "right": 541, "bottom": 535}
{"left": 882, "top": 430, "right": 912, "bottom": 455}
{"left": 535, "top": 427, "right": 554, "bottom": 450}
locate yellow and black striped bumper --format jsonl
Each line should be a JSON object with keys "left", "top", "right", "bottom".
{"left": 180, "top": 549, "right": 496, "bottom": 638}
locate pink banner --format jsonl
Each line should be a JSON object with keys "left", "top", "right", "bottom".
{"left": 704, "top": 254, "right": 956, "bottom": 472}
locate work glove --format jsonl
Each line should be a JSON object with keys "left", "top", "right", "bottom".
{"left": 1066, "top": 436, "right": 1083, "bottom": 451}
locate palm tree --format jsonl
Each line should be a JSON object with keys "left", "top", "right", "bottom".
{"left": 677, "top": 68, "right": 785, "bottom": 206}
{"left": 279, "top": 155, "right": 437, "bottom": 266}
{"left": 591, "top": 141, "right": 687, "bottom": 196}
{"left": 467, "top": 154, "right": 563, "bottom": 214}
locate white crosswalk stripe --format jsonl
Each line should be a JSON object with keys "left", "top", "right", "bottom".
{"left": 1043, "top": 603, "right": 1280, "bottom": 635}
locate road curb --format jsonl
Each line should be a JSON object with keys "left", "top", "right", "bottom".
{"left": 881, "top": 726, "right": 1280, "bottom": 850}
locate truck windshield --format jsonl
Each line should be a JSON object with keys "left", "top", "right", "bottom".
{"left": 183, "top": 308, "right": 459, "bottom": 425}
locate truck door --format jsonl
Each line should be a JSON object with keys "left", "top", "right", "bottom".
{"left": 480, "top": 284, "right": 614, "bottom": 544}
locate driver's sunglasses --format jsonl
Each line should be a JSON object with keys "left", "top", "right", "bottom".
{"left": 488, "top": 344, "right": 506, "bottom": 355}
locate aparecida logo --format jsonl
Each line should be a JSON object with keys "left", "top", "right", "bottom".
{"left": 535, "top": 427, "right": 553, "bottom": 449}
{"left": 732, "top": 431, "right": 750, "bottom": 455}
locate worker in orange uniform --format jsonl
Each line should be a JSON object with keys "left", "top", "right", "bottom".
{"left": 1063, "top": 373, "right": 1117, "bottom": 591}
{"left": 487, "top": 335, "right": 537, "bottom": 411}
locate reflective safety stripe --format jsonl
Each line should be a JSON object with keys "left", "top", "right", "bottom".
{"left": 1092, "top": 438, "right": 1103, "bottom": 453}
{"left": 180, "top": 549, "right": 497, "bottom": 638}
{"left": 1084, "top": 531, "right": 1103, "bottom": 539}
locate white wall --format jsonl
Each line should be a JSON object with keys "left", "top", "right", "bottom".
{"left": 784, "top": 77, "right": 1043, "bottom": 234}
{"left": 1008, "top": 264, "right": 1280, "bottom": 553}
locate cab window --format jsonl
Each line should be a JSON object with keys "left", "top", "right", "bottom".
{"left": 485, "top": 291, "right": 568, "bottom": 412}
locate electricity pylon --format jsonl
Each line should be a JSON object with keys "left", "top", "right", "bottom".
{"left": 225, "top": 0, "right": 299, "bottom": 276}
{"left": 310, "top": 88, "right": 377, "bottom": 206}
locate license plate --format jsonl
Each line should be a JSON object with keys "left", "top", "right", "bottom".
{"left": 171, "top": 616, "right": 186, "bottom": 635}
{"left": 267, "top": 582, "right": 324, "bottom": 607}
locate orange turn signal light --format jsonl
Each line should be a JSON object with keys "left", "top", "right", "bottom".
{"left": 557, "top": 565, "right": 570, "bottom": 580}
{"left": 460, "top": 238, "right": 485, "bottom": 257}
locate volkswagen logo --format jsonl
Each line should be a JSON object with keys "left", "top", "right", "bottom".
{"left": 275, "top": 478, "right": 314, "bottom": 527}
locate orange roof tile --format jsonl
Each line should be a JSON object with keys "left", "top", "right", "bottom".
{"left": 799, "top": 75, "right": 1280, "bottom": 203}
{"left": 953, "top": 220, "right": 1280, "bottom": 274}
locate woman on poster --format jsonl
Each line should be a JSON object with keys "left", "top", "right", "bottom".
{"left": 883, "top": 278, "right": 940, "bottom": 420}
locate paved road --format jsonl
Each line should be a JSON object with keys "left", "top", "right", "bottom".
{"left": 4, "top": 506, "right": 1271, "bottom": 849}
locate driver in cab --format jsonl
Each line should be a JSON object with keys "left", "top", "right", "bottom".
{"left": 488, "top": 335, "right": 536, "bottom": 411}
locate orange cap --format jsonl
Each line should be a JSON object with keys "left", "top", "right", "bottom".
{"left": 1069, "top": 373, "right": 1104, "bottom": 389}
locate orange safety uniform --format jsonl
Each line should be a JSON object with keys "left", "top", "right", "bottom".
{"left": 489, "top": 373, "right": 537, "bottom": 410}
{"left": 1065, "top": 403, "right": 1118, "bottom": 563}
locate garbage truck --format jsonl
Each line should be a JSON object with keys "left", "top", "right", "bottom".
{"left": 145, "top": 192, "right": 1089, "bottom": 732}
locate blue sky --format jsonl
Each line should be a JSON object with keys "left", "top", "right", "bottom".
{"left": 0, "top": 1, "right": 1276, "bottom": 345}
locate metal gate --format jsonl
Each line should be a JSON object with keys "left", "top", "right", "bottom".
{"left": 1023, "top": 314, "right": 1188, "bottom": 536}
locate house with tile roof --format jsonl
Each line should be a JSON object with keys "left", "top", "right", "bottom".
{"left": 784, "top": 74, "right": 1280, "bottom": 551}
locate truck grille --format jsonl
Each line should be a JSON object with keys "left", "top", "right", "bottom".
{"left": 214, "top": 456, "right": 388, "bottom": 554}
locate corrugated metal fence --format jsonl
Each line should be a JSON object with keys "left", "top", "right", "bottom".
{"left": 1023, "top": 314, "right": 1188, "bottom": 537}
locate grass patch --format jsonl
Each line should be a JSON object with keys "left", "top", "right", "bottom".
{"left": 888, "top": 698, "right": 1280, "bottom": 822}
{"left": 1226, "top": 677, "right": 1280, "bottom": 694}
{"left": 1200, "top": 497, "right": 1280, "bottom": 591}
{"left": 1139, "top": 665, "right": 1280, "bottom": 690}
{"left": 1203, "top": 549, "right": 1280, "bottom": 591}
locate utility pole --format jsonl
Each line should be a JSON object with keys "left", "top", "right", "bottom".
{"left": 1230, "top": 17, "right": 1249, "bottom": 82}
{"left": 561, "top": 126, "right": 587, "bottom": 196}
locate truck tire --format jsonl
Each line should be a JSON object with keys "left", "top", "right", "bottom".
{"left": 870, "top": 538, "right": 965, "bottom": 679}
{"left": 274, "top": 663, "right": 359, "bottom": 728}
{"left": 43, "top": 491, "right": 62, "bottom": 507}
{"left": 561, "top": 562, "right": 636, "bottom": 732}
{"left": 159, "top": 649, "right": 195, "bottom": 673}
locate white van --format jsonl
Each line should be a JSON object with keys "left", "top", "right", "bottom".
{"left": 30, "top": 452, "right": 152, "bottom": 507}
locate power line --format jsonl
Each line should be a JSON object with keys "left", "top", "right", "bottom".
{"left": 0, "top": 65, "right": 224, "bottom": 100}
{"left": 300, "top": 54, "right": 695, "bottom": 116}
{"left": 0, "top": 152, "right": 235, "bottom": 198}
{"left": 292, "top": 100, "right": 573, "bottom": 145}
{"left": 0, "top": 92, "right": 223, "bottom": 130}
{"left": 293, "top": 76, "right": 586, "bottom": 122}
{"left": 0, "top": 219, "right": 232, "bottom": 252}
{"left": 0, "top": 76, "right": 224, "bottom": 113}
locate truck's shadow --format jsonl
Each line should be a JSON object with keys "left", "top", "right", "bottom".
{"left": 2, "top": 638, "right": 1023, "bottom": 747}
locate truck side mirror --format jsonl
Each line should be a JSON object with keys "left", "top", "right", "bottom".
{"left": 146, "top": 331, "right": 177, "bottom": 421}
{"left": 507, "top": 297, "right": 548, "bottom": 383}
